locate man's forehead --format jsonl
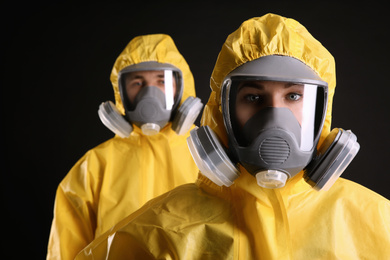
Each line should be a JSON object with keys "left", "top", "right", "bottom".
{"left": 127, "top": 70, "right": 164, "bottom": 79}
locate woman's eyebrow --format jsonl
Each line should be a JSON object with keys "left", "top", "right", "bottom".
{"left": 284, "top": 83, "right": 304, "bottom": 88}
{"left": 238, "top": 82, "right": 264, "bottom": 90}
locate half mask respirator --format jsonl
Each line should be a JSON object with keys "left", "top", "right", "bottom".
{"left": 187, "top": 56, "right": 359, "bottom": 191}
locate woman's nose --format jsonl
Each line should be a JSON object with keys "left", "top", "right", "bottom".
{"left": 266, "top": 95, "right": 284, "bottom": 108}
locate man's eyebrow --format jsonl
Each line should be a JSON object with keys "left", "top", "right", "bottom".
{"left": 127, "top": 74, "right": 144, "bottom": 80}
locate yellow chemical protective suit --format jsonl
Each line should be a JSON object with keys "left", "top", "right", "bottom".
{"left": 46, "top": 34, "right": 199, "bottom": 260}
{"left": 76, "top": 14, "right": 390, "bottom": 259}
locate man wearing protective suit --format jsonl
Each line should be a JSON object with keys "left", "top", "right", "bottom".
{"left": 76, "top": 14, "right": 390, "bottom": 259}
{"left": 46, "top": 34, "right": 202, "bottom": 259}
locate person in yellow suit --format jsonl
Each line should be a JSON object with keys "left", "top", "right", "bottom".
{"left": 46, "top": 34, "right": 203, "bottom": 259}
{"left": 76, "top": 14, "right": 390, "bottom": 259}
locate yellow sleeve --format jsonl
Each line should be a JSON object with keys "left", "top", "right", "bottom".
{"left": 47, "top": 153, "right": 100, "bottom": 260}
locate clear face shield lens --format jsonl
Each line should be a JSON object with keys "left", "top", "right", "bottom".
{"left": 300, "top": 84, "right": 319, "bottom": 150}
{"left": 223, "top": 78, "right": 326, "bottom": 188}
{"left": 121, "top": 69, "right": 180, "bottom": 135}
{"left": 124, "top": 69, "right": 177, "bottom": 110}
{"left": 163, "top": 70, "right": 175, "bottom": 110}
{"left": 228, "top": 79, "right": 325, "bottom": 152}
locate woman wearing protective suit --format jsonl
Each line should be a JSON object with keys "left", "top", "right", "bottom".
{"left": 75, "top": 14, "right": 390, "bottom": 259}
{"left": 46, "top": 34, "right": 203, "bottom": 259}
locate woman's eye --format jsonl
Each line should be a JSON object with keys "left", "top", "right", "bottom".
{"left": 287, "top": 93, "right": 302, "bottom": 101}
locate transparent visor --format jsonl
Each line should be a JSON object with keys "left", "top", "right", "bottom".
{"left": 224, "top": 78, "right": 327, "bottom": 151}
{"left": 120, "top": 69, "right": 181, "bottom": 111}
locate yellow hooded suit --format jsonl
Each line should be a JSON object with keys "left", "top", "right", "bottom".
{"left": 46, "top": 34, "right": 199, "bottom": 260}
{"left": 76, "top": 14, "right": 390, "bottom": 259}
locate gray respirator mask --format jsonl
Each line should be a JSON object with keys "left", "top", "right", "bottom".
{"left": 98, "top": 62, "right": 203, "bottom": 137}
{"left": 126, "top": 85, "right": 173, "bottom": 135}
{"left": 187, "top": 56, "right": 359, "bottom": 191}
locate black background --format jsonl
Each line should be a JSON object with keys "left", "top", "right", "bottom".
{"left": 2, "top": 2, "right": 389, "bottom": 258}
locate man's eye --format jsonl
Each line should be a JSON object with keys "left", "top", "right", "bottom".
{"left": 287, "top": 93, "right": 302, "bottom": 101}
{"left": 131, "top": 81, "right": 142, "bottom": 87}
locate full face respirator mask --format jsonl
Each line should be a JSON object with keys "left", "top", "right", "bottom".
{"left": 98, "top": 62, "right": 203, "bottom": 137}
{"left": 187, "top": 56, "right": 359, "bottom": 191}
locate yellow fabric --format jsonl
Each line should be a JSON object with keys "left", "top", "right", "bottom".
{"left": 77, "top": 174, "right": 390, "bottom": 259}
{"left": 76, "top": 14, "right": 390, "bottom": 259}
{"left": 46, "top": 34, "right": 199, "bottom": 260}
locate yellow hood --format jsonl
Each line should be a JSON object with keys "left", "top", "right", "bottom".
{"left": 201, "top": 13, "right": 335, "bottom": 148}
{"left": 110, "top": 34, "right": 196, "bottom": 115}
